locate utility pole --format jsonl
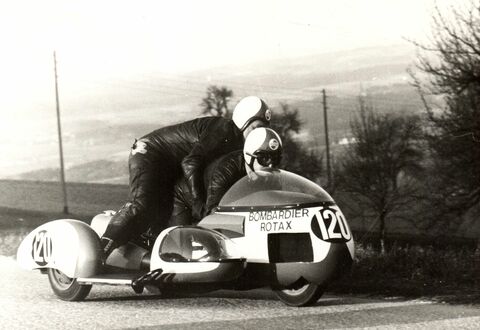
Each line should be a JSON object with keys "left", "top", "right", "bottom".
{"left": 53, "top": 51, "right": 69, "bottom": 214}
{"left": 322, "top": 89, "right": 332, "bottom": 187}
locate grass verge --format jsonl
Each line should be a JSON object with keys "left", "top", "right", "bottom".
{"left": 0, "top": 207, "right": 92, "bottom": 256}
{"left": 329, "top": 242, "right": 480, "bottom": 304}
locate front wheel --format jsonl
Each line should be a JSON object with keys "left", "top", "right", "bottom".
{"left": 273, "top": 283, "right": 324, "bottom": 307}
{"left": 47, "top": 268, "right": 92, "bottom": 301}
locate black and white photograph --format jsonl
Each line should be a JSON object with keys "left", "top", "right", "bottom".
{"left": 1, "top": 0, "right": 479, "bottom": 328}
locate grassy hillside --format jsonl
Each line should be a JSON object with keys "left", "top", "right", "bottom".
{"left": 291, "top": 84, "right": 425, "bottom": 146}
{"left": 7, "top": 44, "right": 421, "bottom": 181}
{"left": 15, "top": 86, "right": 426, "bottom": 184}
{"left": 0, "top": 179, "right": 128, "bottom": 228}
{"left": 16, "top": 160, "right": 129, "bottom": 184}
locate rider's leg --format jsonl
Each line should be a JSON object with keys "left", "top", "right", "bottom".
{"left": 101, "top": 153, "right": 176, "bottom": 257}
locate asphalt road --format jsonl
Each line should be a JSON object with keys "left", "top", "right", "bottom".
{"left": 2, "top": 256, "right": 480, "bottom": 330}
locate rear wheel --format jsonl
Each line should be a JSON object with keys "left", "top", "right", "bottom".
{"left": 47, "top": 268, "right": 92, "bottom": 301}
{"left": 273, "top": 283, "right": 324, "bottom": 307}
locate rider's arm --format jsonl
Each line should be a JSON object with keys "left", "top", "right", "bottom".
{"left": 205, "top": 151, "right": 245, "bottom": 214}
{"left": 181, "top": 124, "right": 228, "bottom": 219}
{"left": 181, "top": 119, "right": 241, "bottom": 220}
{"left": 181, "top": 143, "right": 207, "bottom": 202}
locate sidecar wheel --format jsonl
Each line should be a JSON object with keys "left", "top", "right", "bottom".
{"left": 47, "top": 268, "right": 92, "bottom": 301}
{"left": 273, "top": 283, "right": 324, "bottom": 307}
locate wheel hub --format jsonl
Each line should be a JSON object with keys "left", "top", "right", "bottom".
{"left": 52, "top": 269, "right": 74, "bottom": 288}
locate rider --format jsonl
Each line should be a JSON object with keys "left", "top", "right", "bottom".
{"left": 101, "top": 96, "right": 272, "bottom": 257}
{"left": 169, "top": 127, "right": 283, "bottom": 226}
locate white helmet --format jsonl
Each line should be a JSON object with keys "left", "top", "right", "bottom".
{"left": 232, "top": 96, "right": 272, "bottom": 131}
{"left": 243, "top": 127, "right": 282, "bottom": 170}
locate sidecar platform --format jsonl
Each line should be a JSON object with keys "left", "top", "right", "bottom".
{"left": 78, "top": 272, "right": 143, "bottom": 286}
{"left": 77, "top": 258, "right": 246, "bottom": 287}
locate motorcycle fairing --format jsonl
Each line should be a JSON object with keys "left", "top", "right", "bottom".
{"left": 17, "top": 220, "right": 102, "bottom": 278}
{"left": 214, "top": 204, "right": 354, "bottom": 264}
{"left": 211, "top": 204, "right": 354, "bottom": 287}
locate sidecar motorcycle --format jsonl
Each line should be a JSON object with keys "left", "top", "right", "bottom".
{"left": 17, "top": 169, "right": 354, "bottom": 306}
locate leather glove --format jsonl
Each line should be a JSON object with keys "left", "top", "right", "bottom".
{"left": 101, "top": 237, "right": 117, "bottom": 259}
{"left": 191, "top": 199, "right": 206, "bottom": 222}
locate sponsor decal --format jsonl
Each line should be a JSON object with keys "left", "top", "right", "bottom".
{"left": 311, "top": 207, "right": 351, "bottom": 242}
{"left": 260, "top": 221, "right": 292, "bottom": 232}
{"left": 249, "top": 209, "right": 309, "bottom": 221}
{"left": 269, "top": 138, "right": 279, "bottom": 151}
{"left": 31, "top": 230, "right": 53, "bottom": 266}
{"left": 131, "top": 139, "right": 148, "bottom": 155}
{"left": 249, "top": 209, "right": 309, "bottom": 232}
{"left": 264, "top": 108, "right": 272, "bottom": 121}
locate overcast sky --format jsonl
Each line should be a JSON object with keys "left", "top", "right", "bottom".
{"left": 0, "top": 0, "right": 461, "bottom": 102}
{"left": 0, "top": 0, "right": 457, "bottom": 75}
{"left": 0, "top": 0, "right": 464, "bottom": 176}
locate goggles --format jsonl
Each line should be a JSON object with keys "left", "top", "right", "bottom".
{"left": 247, "top": 151, "right": 282, "bottom": 168}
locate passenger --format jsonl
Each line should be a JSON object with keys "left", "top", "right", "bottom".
{"left": 101, "top": 96, "right": 272, "bottom": 257}
{"left": 169, "top": 127, "right": 283, "bottom": 226}
{"left": 243, "top": 127, "right": 283, "bottom": 179}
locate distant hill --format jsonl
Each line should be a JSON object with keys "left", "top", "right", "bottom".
{"left": 0, "top": 179, "right": 128, "bottom": 223}
{"left": 13, "top": 43, "right": 426, "bottom": 183}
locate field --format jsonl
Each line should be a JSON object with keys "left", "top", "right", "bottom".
{"left": 0, "top": 179, "right": 128, "bottom": 224}
{"left": 0, "top": 179, "right": 128, "bottom": 256}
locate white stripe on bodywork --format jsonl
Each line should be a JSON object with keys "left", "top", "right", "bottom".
{"left": 77, "top": 278, "right": 132, "bottom": 285}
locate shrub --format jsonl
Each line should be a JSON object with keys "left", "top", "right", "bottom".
{"left": 332, "top": 242, "right": 478, "bottom": 296}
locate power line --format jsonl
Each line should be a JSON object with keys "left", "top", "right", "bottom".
{"left": 60, "top": 70, "right": 427, "bottom": 114}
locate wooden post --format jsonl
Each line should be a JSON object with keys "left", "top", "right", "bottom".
{"left": 53, "top": 51, "right": 69, "bottom": 214}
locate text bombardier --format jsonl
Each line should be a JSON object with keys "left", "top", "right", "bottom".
{"left": 248, "top": 209, "right": 310, "bottom": 222}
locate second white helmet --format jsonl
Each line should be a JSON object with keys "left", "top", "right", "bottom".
{"left": 243, "top": 127, "right": 282, "bottom": 169}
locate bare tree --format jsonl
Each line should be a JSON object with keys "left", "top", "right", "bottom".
{"left": 270, "top": 103, "right": 323, "bottom": 182}
{"left": 410, "top": 1, "right": 480, "bottom": 278}
{"left": 411, "top": 1, "right": 480, "bottom": 213}
{"left": 336, "top": 98, "right": 424, "bottom": 253}
{"left": 200, "top": 87, "right": 323, "bottom": 181}
{"left": 200, "top": 85, "right": 233, "bottom": 118}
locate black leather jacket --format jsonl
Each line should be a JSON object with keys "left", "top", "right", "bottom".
{"left": 204, "top": 150, "right": 246, "bottom": 214}
{"left": 141, "top": 117, "right": 243, "bottom": 202}
{"left": 170, "top": 150, "right": 246, "bottom": 225}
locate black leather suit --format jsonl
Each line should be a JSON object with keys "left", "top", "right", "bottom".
{"left": 103, "top": 117, "right": 243, "bottom": 246}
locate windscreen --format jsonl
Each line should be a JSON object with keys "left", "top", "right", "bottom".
{"left": 159, "top": 227, "right": 230, "bottom": 262}
{"left": 219, "top": 169, "right": 333, "bottom": 207}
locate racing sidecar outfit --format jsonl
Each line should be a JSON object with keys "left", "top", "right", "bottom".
{"left": 102, "top": 117, "right": 244, "bottom": 250}
{"left": 170, "top": 150, "right": 246, "bottom": 226}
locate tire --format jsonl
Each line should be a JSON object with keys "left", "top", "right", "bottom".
{"left": 273, "top": 283, "right": 324, "bottom": 307}
{"left": 47, "top": 268, "right": 92, "bottom": 301}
